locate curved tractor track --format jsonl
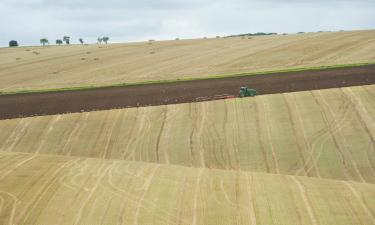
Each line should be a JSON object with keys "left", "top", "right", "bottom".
{"left": 0, "top": 65, "right": 375, "bottom": 120}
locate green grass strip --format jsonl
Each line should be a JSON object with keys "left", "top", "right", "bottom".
{"left": 1, "top": 62, "right": 374, "bottom": 96}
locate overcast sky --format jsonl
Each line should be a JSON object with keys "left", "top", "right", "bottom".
{"left": 1, "top": 0, "right": 375, "bottom": 46}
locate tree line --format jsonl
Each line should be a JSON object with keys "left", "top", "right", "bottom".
{"left": 9, "top": 36, "right": 110, "bottom": 47}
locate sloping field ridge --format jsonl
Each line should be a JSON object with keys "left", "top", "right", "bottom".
{"left": 1, "top": 85, "right": 374, "bottom": 183}
{"left": 0, "top": 152, "right": 374, "bottom": 225}
{"left": 0, "top": 30, "right": 375, "bottom": 92}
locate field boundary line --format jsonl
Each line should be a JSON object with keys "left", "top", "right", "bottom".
{"left": 1, "top": 62, "right": 374, "bottom": 96}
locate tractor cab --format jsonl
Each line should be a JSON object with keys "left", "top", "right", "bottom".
{"left": 239, "top": 87, "right": 258, "bottom": 97}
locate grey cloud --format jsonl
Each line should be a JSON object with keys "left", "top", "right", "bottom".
{"left": 1, "top": 0, "right": 374, "bottom": 46}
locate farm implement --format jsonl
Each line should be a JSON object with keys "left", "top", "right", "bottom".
{"left": 195, "top": 87, "right": 258, "bottom": 102}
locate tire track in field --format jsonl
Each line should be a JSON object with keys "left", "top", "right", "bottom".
{"left": 366, "top": 141, "right": 375, "bottom": 177}
{"left": 282, "top": 176, "right": 304, "bottom": 225}
{"left": 107, "top": 163, "right": 190, "bottom": 225}
{"left": 254, "top": 98, "right": 271, "bottom": 173}
{"left": 3, "top": 118, "right": 32, "bottom": 152}
{"left": 120, "top": 108, "right": 139, "bottom": 160}
{"left": 245, "top": 173, "right": 257, "bottom": 225}
{"left": 231, "top": 100, "right": 241, "bottom": 171}
{"left": 115, "top": 163, "right": 138, "bottom": 225}
{"left": 58, "top": 159, "right": 90, "bottom": 192}
{"left": 0, "top": 119, "right": 25, "bottom": 151}
{"left": 205, "top": 116, "right": 225, "bottom": 169}
{"left": 304, "top": 90, "right": 354, "bottom": 177}
{"left": 61, "top": 113, "right": 90, "bottom": 156}
{"left": 34, "top": 115, "right": 62, "bottom": 154}
{"left": 343, "top": 88, "right": 375, "bottom": 142}
{"left": 132, "top": 165, "right": 160, "bottom": 225}
{"left": 289, "top": 176, "right": 319, "bottom": 225}
{"left": 301, "top": 91, "right": 356, "bottom": 178}
{"left": 317, "top": 90, "right": 366, "bottom": 182}
{"left": 263, "top": 98, "right": 280, "bottom": 174}
{"left": 282, "top": 94, "right": 309, "bottom": 176}
{"left": 135, "top": 107, "right": 153, "bottom": 162}
{"left": 0, "top": 153, "right": 27, "bottom": 172}
{"left": 17, "top": 159, "right": 79, "bottom": 225}
{"left": 0, "top": 191, "right": 18, "bottom": 225}
{"left": 207, "top": 101, "right": 230, "bottom": 170}
{"left": 308, "top": 92, "right": 351, "bottom": 177}
{"left": 343, "top": 181, "right": 375, "bottom": 224}
{"left": 192, "top": 168, "right": 204, "bottom": 225}
{"left": 189, "top": 103, "right": 198, "bottom": 167}
{"left": 98, "top": 110, "right": 122, "bottom": 159}
{"left": 196, "top": 103, "right": 207, "bottom": 168}
{"left": 88, "top": 111, "right": 112, "bottom": 157}
{"left": 290, "top": 93, "right": 325, "bottom": 177}
{"left": 174, "top": 173, "right": 189, "bottom": 225}
{"left": 24, "top": 116, "right": 54, "bottom": 154}
{"left": 341, "top": 89, "right": 375, "bottom": 178}
{"left": 161, "top": 105, "right": 182, "bottom": 165}
{"left": 72, "top": 162, "right": 115, "bottom": 225}
{"left": 222, "top": 100, "right": 234, "bottom": 170}
{"left": 155, "top": 105, "right": 168, "bottom": 163}
{"left": 0, "top": 154, "right": 37, "bottom": 181}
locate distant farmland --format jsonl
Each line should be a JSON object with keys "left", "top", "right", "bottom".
{"left": 0, "top": 152, "right": 374, "bottom": 225}
{"left": 1, "top": 29, "right": 375, "bottom": 224}
{"left": 1, "top": 85, "right": 374, "bottom": 183}
{"left": 0, "top": 30, "right": 375, "bottom": 92}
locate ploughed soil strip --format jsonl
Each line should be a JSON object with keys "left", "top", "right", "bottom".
{"left": 1, "top": 65, "right": 374, "bottom": 120}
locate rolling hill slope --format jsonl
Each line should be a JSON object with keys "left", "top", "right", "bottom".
{"left": 0, "top": 30, "right": 375, "bottom": 92}
{"left": 1, "top": 85, "right": 374, "bottom": 183}
{"left": 0, "top": 151, "right": 374, "bottom": 225}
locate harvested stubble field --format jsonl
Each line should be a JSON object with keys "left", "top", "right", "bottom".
{"left": 0, "top": 85, "right": 375, "bottom": 224}
{"left": 0, "top": 85, "right": 375, "bottom": 182}
{"left": 0, "top": 152, "right": 374, "bottom": 225}
{"left": 0, "top": 30, "right": 375, "bottom": 92}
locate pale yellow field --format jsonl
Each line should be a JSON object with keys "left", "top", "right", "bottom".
{"left": 0, "top": 151, "right": 374, "bottom": 225}
{"left": 1, "top": 84, "right": 375, "bottom": 224}
{"left": 0, "top": 30, "right": 375, "bottom": 92}
{"left": 1, "top": 85, "right": 374, "bottom": 184}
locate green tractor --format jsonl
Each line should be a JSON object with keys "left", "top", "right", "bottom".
{"left": 239, "top": 87, "right": 258, "bottom": 97}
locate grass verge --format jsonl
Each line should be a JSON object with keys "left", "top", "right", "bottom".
{"left": 0, "top": 62, "right": 374, "bottom": 96}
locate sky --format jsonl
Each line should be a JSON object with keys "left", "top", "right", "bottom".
{"left": 1, "top": 0, "right": 375, "bottom": 46}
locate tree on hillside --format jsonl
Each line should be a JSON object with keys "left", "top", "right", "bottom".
{"left": 63, "top": 36, "right": 70, "bottom": 44}
{"left": 97, "top": 37, "right": 103, "bottom": 44}
{"left": 56, "top": 39, "right": 63, "bottom": 45}
{"left": 79, "top": 38, "right": 84, "bottom": 44}
{"left": 40, "top": 38, "right": 49, "bottom": 46}
{"left": 102, "top": 37, "right": 109, "bottom": 44}
{"left": 9, "top": 40, "right": 19, "bottom": 47}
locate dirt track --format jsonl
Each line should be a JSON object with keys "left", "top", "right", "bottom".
{"left": 0, "top": 65, "right": 374, "bottom": 120}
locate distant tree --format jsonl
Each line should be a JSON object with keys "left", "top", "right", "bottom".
{"left": 102, "top": 37, "right": 109, "bottom": 44}
{"left": 97, "top": 37, "right": 103, "bottom": 44}
{"left": 63, "top": 36, "right": 70, "bottom": 44}
{"left": 79, "top": 38, "right": 84, "bottom": 44}
{"left": 40, "top": 38, "right": 49, "bottom": 46}
{"left": 9, "top": 40, "right": 18, "bottom": 47}
{"left": 56, "top": 39, "right": 63, "bottom": 45}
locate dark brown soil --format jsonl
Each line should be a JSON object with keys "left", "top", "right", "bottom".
{"left": 1, "top": 65, "right": 374, "bottom": 120}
